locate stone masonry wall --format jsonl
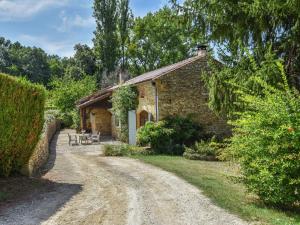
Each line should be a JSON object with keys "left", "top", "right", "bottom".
{"left": 21, "top": 118, "right": 60, "bottom": 176}
{"left": 156, "top": 58, "right": 230, "bottom": 137}
{"left": 136, "top": 82, "right": 156, "bottom": 127}
{"left": 90, "top": 108, "right": 112, "bottom": 135}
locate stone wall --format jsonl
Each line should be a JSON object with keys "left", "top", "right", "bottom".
{"left": 136, "top": 82, "right": 156, "bottom": 128}
{"left": 90, "top": 108, "right": 112, "bottom": 135}
{"left": 21, "top": 118, "right": 60, "bottom": 176}
{"left": 156, "top": 58, "right": 230, "bottom": 137}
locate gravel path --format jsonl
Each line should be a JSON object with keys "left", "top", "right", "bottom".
{"left": 0, "top": 130, "right": 248, "bottom": 225}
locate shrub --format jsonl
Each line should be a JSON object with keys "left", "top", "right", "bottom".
{"left": 226, "top": 64, "right": 300, "bottom": 207}
{"left": 103, "top": 144, "right": 127, "bottom": 156}
{"left": 0, "top": 73, "right": 46, "bottom": 176}
{"left": 183, "top": 140, "right": 218, "bottom": 161}
{"left": 137, "top": 116, "right": 204, "bottom": 155}
{"left": 103, "top": 144, "right": 150, "bottom": 156}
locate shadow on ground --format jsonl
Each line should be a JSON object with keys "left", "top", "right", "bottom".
{"left": 0, "top": 131, "right": 82, "bottom": 224}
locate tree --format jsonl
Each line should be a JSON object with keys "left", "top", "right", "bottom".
{"left": 93, "top": 0, "right": 119, "bottom": 77}
{"left": 203, "top": 49, "right": 284, "bottom": 116}
{"left": 119, "top": 0, "right": 131, "bottom": 72}
{"left": 225, "top": 62, "right": 300, "bottom": 207}
{"left": 0, "top": 37, "right": 52, "bottom": 85}
{"left": 50, "top": 75, "right": 97, "bottom": 127}
{"left": 171, "top": 0, "right": 300, "bottom": 86}
{"left": 48, "top": 55, "right": 64, "bottom": 78}
{"left": 73, "top": 44, "right": 96, "bottom": 76}
{"left": 127, "top": 7, "right": 199, "bottom": 76}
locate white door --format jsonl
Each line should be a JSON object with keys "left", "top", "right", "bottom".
{"left": 128, "top": 110, "right": 137, "bottom": 145}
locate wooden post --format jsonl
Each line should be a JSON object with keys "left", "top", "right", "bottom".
{"left": 81, "top": 108, "right": 87, "bottom": 130}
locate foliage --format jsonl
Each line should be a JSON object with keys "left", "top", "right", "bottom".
{"left": 127, "top": 7, "right": 200, "bottom": 75}
{"left": 119, "top": 0, "right": 131, "bottom": 72}
{"left": 0, "top": 38, "right": 51, "bottom": 85}
{"left": 49, "top": 75, "right": 97, "bottom": 127}
{"left": 172, "top": 0, "right": 300, "bottom": 86}
{"left": 111, "top": 85, "right": 138, "bottom": 141}
{"left": 73, "top": 44, "right": 97, "bottom": 76}
{"left": 103, "top": 144, "right": 127, "bottom": 156}
{"left": 183, "top": 140, "right": 218, "bottom": 161}
{"left": 225, "top": 64, "right": 300, "bottom": 207}
{"left": 103, "top": 144, "right": 152, "bottom": 156}
{"left": 137, "top": 116, "right": 204, "bottom": 155}
{"left": 93, "top": 0, "right": 119, "bottom": 76}
{"left": 137, "top": 121, "right": 174, "bottom": 153}
{"left": 203, "top": 50, "right": 284, "bottom": 116}
{"left": 0, "top": 73, "right": 45, "bottom": 176}
{"left": 0, "top": 37, "right": 98, "bottom": 87}
{"left": 134, "top": 155, "right": 300, "bottom": 225}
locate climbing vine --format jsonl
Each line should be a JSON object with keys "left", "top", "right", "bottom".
{"left": 111, "top": 85, "right": 138, "bottom": 141}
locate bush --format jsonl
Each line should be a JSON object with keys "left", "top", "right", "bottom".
{"left": 0, "top": 73, "right": 46, "bottom": 176}
{"left": 137, "top": 116, "right": 204, "bottom": 155}
{"left": 183, "top": 140, "right": 218, "bottom": 161}
{"left": 103, "top": 144, "right": 127, "bottom": 156}
{"left": 226, "top": 65, "right": 300, "bottom": 207}
{"left": 103, "top": 144, "right": 150, "bottom": 156}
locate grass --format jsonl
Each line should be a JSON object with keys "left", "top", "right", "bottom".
{"left": 131, "top": 155, "right": 300, "bottom": 225}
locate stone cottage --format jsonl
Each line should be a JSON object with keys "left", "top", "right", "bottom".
{"left": 77, "top": 48, "right": 229, "bottom": 143}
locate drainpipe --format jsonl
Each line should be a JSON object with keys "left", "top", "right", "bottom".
{"left": 152, "top": 81, "right": 159, "bottom": 122}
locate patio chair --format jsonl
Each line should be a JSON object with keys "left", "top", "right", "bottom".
{"left": 90, "top": 132, "right": 101, "bottom": 143}
{"left": 68, "top": 133, "right": 78, "bottom": 146}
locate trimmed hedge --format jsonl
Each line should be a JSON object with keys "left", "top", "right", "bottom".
{"left": 0, "top": 73, "right": 46, "bottom": 176}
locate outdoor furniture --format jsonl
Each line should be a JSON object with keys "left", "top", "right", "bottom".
{"left": 89, "top": 132, "right": 101, "bottom": 143}
{"left": 79, "top": 133, "right": 91, "bottom": 144}
{"left": 68, "top": 133, "right": 78, "bottom": 146}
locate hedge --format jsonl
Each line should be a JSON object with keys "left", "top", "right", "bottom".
{"left": 0, "top": 73, "right": 46, "bottom": 176}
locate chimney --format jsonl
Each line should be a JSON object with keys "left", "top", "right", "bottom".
{"left": 197, "top": 44, "right": 207, "bottom": 57}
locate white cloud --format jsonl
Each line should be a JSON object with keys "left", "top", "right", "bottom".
{"left": 19, "top": 34, "right": 75, "bottom": 57}
{"left": 56, "top": 10, "right": 95, "bottom": 32}
{"left": 0, "top": 0, "right": 69, "bottom": 21}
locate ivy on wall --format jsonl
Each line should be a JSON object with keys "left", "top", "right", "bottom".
{"left": 111, "top": 85, "right": 138, "bottom": 142}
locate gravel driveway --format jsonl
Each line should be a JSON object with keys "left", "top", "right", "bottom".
{"left": 0, "top": 130, "right": 248, "bottom": 225}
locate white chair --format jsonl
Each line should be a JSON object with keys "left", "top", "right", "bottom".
{"left": 90, "top": 132, "right": 101, "bottom": 143}
{"left": 67, "top": 133, "right": 78, "bottom": 145}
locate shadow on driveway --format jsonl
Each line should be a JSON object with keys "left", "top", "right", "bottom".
{"left": 0, "top": 131, "right": 82, "bottom": 225}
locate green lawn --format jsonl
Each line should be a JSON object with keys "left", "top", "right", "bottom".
{"left": 131, "top": 155, "right": 300, "bottom": 225}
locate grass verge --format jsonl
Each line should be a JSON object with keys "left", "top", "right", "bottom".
{"left": 131, "top": 155, "right": 300, "bottom": 225}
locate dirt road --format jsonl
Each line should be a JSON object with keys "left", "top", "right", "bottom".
{"left": 0, "top": 130, "right": 248, "bottom": 225}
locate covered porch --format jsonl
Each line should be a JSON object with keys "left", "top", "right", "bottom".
{"left": 78, "top": 93, "right": 114, "bottom": 136}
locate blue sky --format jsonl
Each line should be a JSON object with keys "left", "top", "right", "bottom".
{"left": 0, "top": 0, "right": 169, "bottom": 57}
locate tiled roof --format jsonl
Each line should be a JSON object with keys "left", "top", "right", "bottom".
{"left": 124, "top": 55, "right": 203, "bottom": 85}
{"left": 77, "top": 54, "right": 205, "bottom": 108}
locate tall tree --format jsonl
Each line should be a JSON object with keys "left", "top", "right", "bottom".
{"left": 93, "top": 0, "right": 119, "bottom": 79}
{"left": 119, "top": 0, "right": 131, "bottom": 72}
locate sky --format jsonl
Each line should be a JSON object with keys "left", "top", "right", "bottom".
{"left": 0, "top": 0, "right": 170, "bottom": 57}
